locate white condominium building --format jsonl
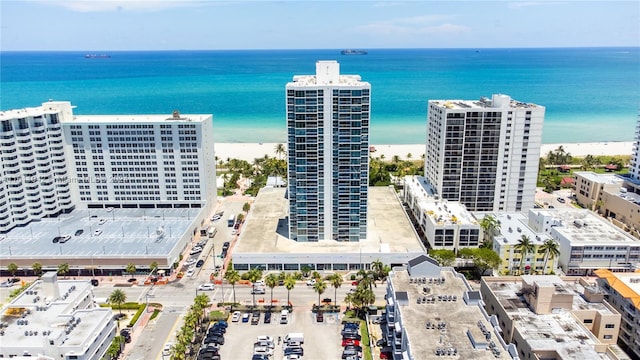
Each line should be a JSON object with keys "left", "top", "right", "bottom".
{"left": 0, "top": 104, "right": 75, "bottom": 233}
{"left": 51, "top": 102, "right": 216, "bottom": 210}
{"left": 286, "top": 61, "right": 370, "bottom": 242}
{"left": 425, "top": 94, "right": 544, "bottom": 212}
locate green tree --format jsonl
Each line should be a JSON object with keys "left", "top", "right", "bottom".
{"left": 265, "top": 273, "right": 278, "bottom": 305}
{"left": 313, "top": 280, "right": 327, "bottom": 307}
{"left": 32, "top": 262, "right": 43, "bottom": 277}
{"left": 274, "top": 143, "right": 286, "bottom": 160}
{"left": 7, "top": 263, "right": 18, "bottom": 278}
{"left": 471, "top": 248, "right": 502, "bottom": 276}
{"left": 539, "top": 239, "right": 560, "bottom": 274}
{"left": 149, "top": 261, "right": 159, "bottom": 274}
{"left": 224, "top": 268, "right": 240, "bottom": 309}
{"left": 125, "top": 263, "right": 137, "bottom": 279}
{"left": 57, "top": 262, "right": 70, "bottom": 279}
{"left": 108, "top": 289, "right": 127, "bottom": 315}
{"left": 479, "top": 214, "right": 501, "bottom": 248}
{"left": 356, "top": 269, "right": 376, "bottom": 290}
{"left": 329, "top": 274, "right": 343, "bottom": 306}
{"left": 300, "top": 265, "right": 312, "bottom": 277}
{"left": 458, "top": 248, "right": 475, "bottom": 259}
{"left": 428, "top": 249, "right": 456, "bottom": 267}
{"left": 247, "top": 268, "right": 264, "bottom": 306}
{"left": 242, "top": 202, "right": 251, "bottom": 212}
{"left": 284, "top": 274, "right": 296, "bottom": 306}
{"left": 514, "top": 235, "right": 535, "bottom": 275}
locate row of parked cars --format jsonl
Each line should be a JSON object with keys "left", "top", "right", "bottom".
{"left": 341, "top": 322, "right": 363, "bottom": 360}
{"left": 198, "top": 320, "right": 228, "bottom": 360}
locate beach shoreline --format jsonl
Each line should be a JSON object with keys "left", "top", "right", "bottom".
{"left": 214, "top": 141, "right": 634, "bottom": 163}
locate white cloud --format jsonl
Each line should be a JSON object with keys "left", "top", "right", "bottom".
{"left": 35, "top": 0, "right": 211, "bottom": 12}
{"left": 508, "top": 1, "right": 566, "bottom": 9}
{"left": 357, "top": 14, "right": 468, "bottom": 35}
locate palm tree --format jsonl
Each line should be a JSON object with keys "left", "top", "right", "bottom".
{"left": 125, "top": 263, "right": 137, "bottom": 280}
{"left": 246, "top": 268, "right": 263, "bottom": 306}
{"left": 224, "top": 268, "right": 240, "bottom": 309}
{"left": 313, "top": 280, "right": 327, "bottom": 307}
{"left": 356, "top": 269, "right": 376, "bottom": 290}
{"left": 57, "top": 262, "right": 70, "bottom": 279}
{"left": 32, "top": 262, "right": 43, "bottom": 277}
{"left": 274, "top": 143, "right": 286, "bottom": 160}
{"left": 108, "top": 289, "right": 127, "bottom": 315}
{"left": 371, "top": 260, "right": 384, "bottom": 282}
{"left": 539, "top": 239, "right": 560, "bottom": 274}
{"left": 265, "top": 273, "right": 278, "bottom": 306}
{"left": 329, "top": 274, "right": 343, "bottom": 307}
{"left": 284, "top": 274, "right": 296, "bottom": 307}
{"left": 480, "top": 214, "right": 500, "bottom": 248}
{"left": 7, "top": 263, "right": 18, "bottom": 279}
{"left": 149, "top": 261, "right": 159, "bottom": 274}
{"left": 300, "top": 265, "right": 312, "bottom": 278}
{"left": 514, "top": 235, "right": 535, "bottom": 275}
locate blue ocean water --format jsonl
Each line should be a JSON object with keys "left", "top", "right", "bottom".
{"left": 1, "top": 48, "right": 638, "bottom": 144}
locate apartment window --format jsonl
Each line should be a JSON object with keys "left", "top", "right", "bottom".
{"left": 605, "top": 324, "right": 615, "bottom": 329}
{"left": 583, "top": 319, "right": 593, "bottom": 324}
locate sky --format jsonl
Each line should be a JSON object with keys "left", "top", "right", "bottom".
{"left": 1, "top": 0, "right": 638, "bottom": 51}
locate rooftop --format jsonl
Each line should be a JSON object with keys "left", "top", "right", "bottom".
{"left": 494, "top": 213, "right": 551, "bottom": 246}
{"left": 573, "top": 171, "right": 624, "bottom": 185}
{"left": 486, "top": 276, "right": 616, "bottom": 359}
{"left": 391, "top": 269, "right": 510, "bottom": 359}
{"left": 405, "top": 176, "right": 477, "bottom": 227}
{"left": 429, "top": 94, "right": 541, "bottom": 111}
{"left": 595, "top": 269, "right": 640, "bottom": 311}
{"left": 1, "top": 275, "right": 113, "bottom": 353}
{"left": 0, "top": 207, "right": 200, "bottom": 258}
{"left": 235, "top": 186, "right": 424, "bottom": 255}
{"left": 531, "top": 209, "right": 640, "bottom": 245}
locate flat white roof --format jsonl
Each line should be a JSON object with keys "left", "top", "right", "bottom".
{"left": 533, "top": 209, "right": 640, "bottom": 245}
{"left": 574, "top": 171, "right": 623, "bottom": 185}
{"left": 494, "top": 213, "right": 550, "bottom": 246}
{"left": 67, "top": 114, "right": 211, "bottom": 123}
{"left": 405, "top": 176, "right": 477, "bottom": 226}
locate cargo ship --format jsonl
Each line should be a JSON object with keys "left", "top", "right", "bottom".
{"left": 85, "top": 54, "right": 111, "bottom": 58}
{"left": 341, "top": 49, "right": 367, "bottom": 55}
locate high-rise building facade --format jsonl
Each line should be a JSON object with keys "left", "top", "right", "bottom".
{"left": 52, "top": 101, "right": 216, "bottom": 210}
{"left": 286, "top": 61, "right": 370, "bottom": 242}
{"left": 425, "top": 94, "right": 544, "bottom": 212}
{"left": 0, "top": 104, "right": 75, "bottom": 233}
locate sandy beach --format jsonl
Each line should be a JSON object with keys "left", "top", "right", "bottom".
{"left": 214, "top": 141, "right": 634, "bottom": 163}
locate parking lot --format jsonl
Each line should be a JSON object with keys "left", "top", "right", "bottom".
{"left": 218, "top": 308, "right": 344, "bottom": 359}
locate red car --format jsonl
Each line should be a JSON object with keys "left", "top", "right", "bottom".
{"left": 380, "top": 351, "right": 392, "bottom": 359}
{"left": 342, "top": 339, "right": 360, "bottom": 347}
{"left": 351, "top": 281, "right": 359, "bottom": 286}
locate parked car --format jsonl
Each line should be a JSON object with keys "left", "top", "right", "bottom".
{"left": 232, "top": 311, "right": 241, "bottom": 322}
{"left": 306, "top": 279, "right": 316, "bottom": 286}
{"left": 251, "top": 287, "right": 266, "bottom": 295}
{"left": 316, "top": 311, "right": 324, "bottom": 322}
{"left": 284, "top": 347, "right": 304, "bottom": 357}
{"left": 557, "top": 197, "right": 566, "bottom": 203}
{"left": 242, "top": 313, "right": 250, "bottom": 323}
{"left": 162, "top": 343, "right": 173, "bottom": 356}
{"left": 251, "top": 316, "right": 260, "bottom": 325}
{"left": 343, "top": 339, "right": 360, "bottom": 347}
{"left": 264, "top": 312, "right": 272, "bottom": 324}
{"left": 59, "top": 235, "right": 71, "bottom": 243}
{"left": 184, "top": 258, "right": 197, "bottom": 266}
{"left": 74, "top": 229, "right": 84, "bottom": 236}
{"left": 198, "top": 283, "right": 215, "bottom": 291}
{"left": 342, "top": 333, "right": 362, "bottom": 341}
{"left": 186, "top": 267, "right": 196, "bottom": 277}
{"left": 98, "top": 218, "right": 107, "bottom": 225}
{"left": 196, "top": 259, "right": 205, "bottom": 268}
{"left": 93, "top": 229, "right": 103, "bottom": 236}
{"left": 190, "top": 246, "right": 203, "bottom": 255}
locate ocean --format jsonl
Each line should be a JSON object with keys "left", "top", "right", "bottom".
{"left": 1, "top": 48, "right": 638, "bottom": 144}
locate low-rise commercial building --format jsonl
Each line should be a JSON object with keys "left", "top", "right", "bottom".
{"left": 480, "top": 275, "right": 629, "bottom": 360}
{"left": 403, "top": 176, "right": 480, "bottom": 251}
{"left": 528, "top": 209, "right": 640, "bottom": 275}
{"left": 491, "top": 212, "right": 557, "bottom": 275}
{"left": 0, "top": 272, "right": 116, "bottom": 359}
{"left": 382, "top": 255, "right": 517, "bottom": 360}
{"left": 573, "top": 171, "right": 623, "bottom": 211}
{"left": 595, "top": 269, "right": 640, "bottom": 359}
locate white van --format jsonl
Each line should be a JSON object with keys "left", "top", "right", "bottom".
{"left": 284, "top": 332, "right": 304, "bottom": 344}
{"left": 279, "top": 310, "right": 289, "bottom": 324}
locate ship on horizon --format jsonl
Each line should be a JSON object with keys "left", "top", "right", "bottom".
{"left": 85, "top": 54, "right": 111, "bottom": 58}
{"left": 341, "top": 49, "right": 367, "bottom": 55}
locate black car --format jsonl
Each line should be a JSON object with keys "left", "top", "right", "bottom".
{"left": 251, "top": 355, "right": 268, "bottom": 360}
{"left": 52, "top": 236, "right": 62, "bottom": 243}
{"left": 342, "top": 348, "right": 362, "bottom": 359}
{"left": 316, "top": 311, "right": 324, "bottom": 322}
{"left": 113, "top": 313, "right": 127, "bottom": 321}
{"left": 342, "top": 333, "right": 362, "bottom": 341}
{"left": 215, "top": 320, "right": 228, "bottom": 328}
{"left": 222, "top": 241, "right": 230, "bottom": 249}
{"left": 284, "top": 347, "right": 304, "bottom": 356}
{"left": 90, "top": 279, "right": 99, "bottom": 286}
{"left": 74, "top": 229, "right": 84, "bottom": 236}
{"left": 264, "top": 311, "right": 272, "bottom": 324}
{"left": 203, "top": 335, "right": 224, "bottom": 345}
{"left": 207, "top": 329, "right": 224, "bottom": 337}
{"left": 120, "top": 329, "right": 132, "bottom": 343}
{"left": 341, "top": 328, "right": 359, "bottom": 336}
{"left": 196, "top": 260, "right": 205, "bottom": 268}
{"left": 344, "top": 345, "right": 363, "bottom": 353}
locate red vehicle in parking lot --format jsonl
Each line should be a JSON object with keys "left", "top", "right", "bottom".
{"left": 342, "top": 339, "right": 360, "bottom": 347}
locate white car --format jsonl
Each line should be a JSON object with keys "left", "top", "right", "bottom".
{"left": 189, "top": 246, "right": 203, "bottom": 255}
{"left": 232, "top": 311, "right": 241, "bottom": 322}
{"left": 197, "top": 283, "right": 215, "bottom": 291}
{"left": 186, "top": 267, "right": 196, "bottom": 277}
{"left": 306, "top": 279, "right": 316, "bottom": 286}
{"left": 93, "top": 229, "right": 103, "bottom": 236}
{"left": 254, "top": 279, "right": 265, "bottom": 286}
{"left": 162, "top": 343, "right": 172, "bottom": 356}
{"left": 256, "top": 336, "right": 274, "bottom": 343}
{"left": 98, "top": 218, "right": 107, "bottom": 225}
{"left": 184, "top": 258, "right": 197, "bottom": 266}
{"left": 253, "top": 346, "right": 274, "bottom": 357}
